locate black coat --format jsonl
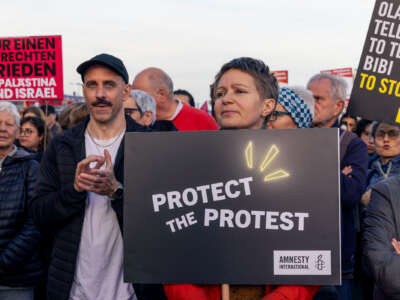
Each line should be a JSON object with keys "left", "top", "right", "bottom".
{"left": 0, "top": 148, "right": 42, "bottom": 287}
{"left": 31, "top": 116, "right": 167, "bottom": 300}
{"left": 363, "top": 176, "right": 400, "bottom": 300}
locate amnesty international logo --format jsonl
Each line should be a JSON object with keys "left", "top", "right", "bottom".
{"left": 245, "top": 141, "right": 290, "bottom": 182}
{"left": 315, "top": 254, "right": 326, "bottom": 271}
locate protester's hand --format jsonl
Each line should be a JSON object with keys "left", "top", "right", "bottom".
{"left": 392, "top": 238, "right": 400, "bottom": 255}
{"left": 79, "top": 149, "right": 119, "bottom": 197}
{"left": 361, "top": 189, "right": 372, "bottom": 207}
{"left": 74, "top": 155, "right": 105, "bottom": 192}
{"left": 342, "top": 165, "right": 353, "bottom": 177}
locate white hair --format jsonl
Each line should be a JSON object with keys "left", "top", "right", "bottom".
{"left": 307, "top": 73, "right": 347, "bottom": 102}
{"left": 0, "top": 101, "right": 20, "bottom": 126}
{"left": 288, "top": 86, "right": 315, "bottom": 118}
{"left": 130, "top": 89, "right": 156, "bottom": 125}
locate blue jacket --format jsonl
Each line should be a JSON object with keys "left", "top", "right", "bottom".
{"left": 0, "top": 148, "right": 43, "bottom": 287}
{"left": 337, "top": 126, "right": 368, "bottom": 273}
{"left": 367, "top": 154, "right": 400, "bottom": 190}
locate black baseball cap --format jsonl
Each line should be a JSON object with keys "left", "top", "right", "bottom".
{"left": 76, "top": 53, "right": 129, "bottom": 83}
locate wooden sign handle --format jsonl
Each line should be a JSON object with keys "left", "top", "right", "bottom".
{"left": 222, "top": 284, "right": 230, "bottom": 300}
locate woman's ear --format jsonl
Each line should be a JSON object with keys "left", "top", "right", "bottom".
{"left": 262, "top": 98, "right": 276, "bottom": 117}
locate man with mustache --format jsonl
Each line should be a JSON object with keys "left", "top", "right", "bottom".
{"left": 31, "top": 54, "right": 167, "bottom": 300}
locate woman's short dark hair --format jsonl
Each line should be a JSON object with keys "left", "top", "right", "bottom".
{"left": 20, "top": 116, "right": 46, "bottom": 151}
{"left": 211, "top": 57, "right": 279, "bottom": 101}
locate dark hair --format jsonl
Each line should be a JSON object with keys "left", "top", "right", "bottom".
{"left": 209, "top": 83, "right": 216, "bottom": 118}
{"left": 355, "top": 119, "right": 372, "bottom": 137}
{"left": 23, "top": 106, "right": 45, "bottom": 120}
{"left": 20, "top": 116, "right": 46, "bottom": 151}
{"left": 174, "top": 89, "right": 195, "bottom": 107}
{"left": 340, "top": 113, "right": 357, "bottom": 131}
{"left": 40, "top": 104, "right": 56, "bottom": 115}
{"left": 212, "top": 57, "right": 279, "bottom": 101}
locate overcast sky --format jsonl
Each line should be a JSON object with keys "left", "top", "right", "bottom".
{"left": 1, "top": 0, "right": 375, "bottom": 106}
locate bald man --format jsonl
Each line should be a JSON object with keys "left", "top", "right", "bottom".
{"left": 132, "top": 68, "right": 218, "bottom": 131}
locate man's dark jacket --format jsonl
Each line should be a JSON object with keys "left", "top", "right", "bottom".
{"left": 363, "top": 176, "right": 400, "bottom": 300}
{"left": 31, "top": 116, "right": 168, "bottom": 300}
{"left": 336, "top": 123, "right": 368, "bottom": 273}
{"left": 0, "top": 148, "right": 42, "bottom": 287}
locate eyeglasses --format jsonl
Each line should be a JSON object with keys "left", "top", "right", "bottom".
{"left": 267, "top": 110, "right": 292, "bottom": 122}
{"left": 19, "top": 128, "right": 34, "bottom": 136}
{"left": 124, "top": 108, "right": 142, "bottom": 116}
{"left": 375, "top": 129, "right": 400, "bottom": 140}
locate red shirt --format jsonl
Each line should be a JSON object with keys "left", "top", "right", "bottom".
{"left": 172, "top": 103, "right": 218, "bottom": 131}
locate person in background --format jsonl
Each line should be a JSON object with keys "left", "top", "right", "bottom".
{"left": 164, "top": 57, "right": 319, "bottom": 300}
{"left": 0, "top": 101, "right": 42, "bottom": 300}
{"left": 124, "top": 89, "right": 177, "bottom": 132}
{"left": 40, "top": 104, "right": 62, "bottom": 138}
{"left": 361, "top": 122, "right": 400, "bottom": 207}
{"left": 363, "top": 175, "right": 400, "bottom": 300}
{"left": 18, "top": 116, "right": 46, "bottom": 161}
{"left": 69, "top": 103, "right": 89, "bottom": 127}
{"left": 356, "top": 120, "right": 378, "bottom": 169}
{"left": 174, "top": 89, "right": 195, "bottom": 107}
{"left": 59, "top": 103, "right": 78, "bottom": 131}
{"left": 340, "top": 114, "right": 357, "bottom": 132}
{"left": 23, "top": 106, "right": 46, "bottom": 120}
{"left": 132, "top": 67, "right": 218, "bottom": 131}
{"left": 124, "top": 89, "right": 156, "bottom": 126}
{"left": 307, "top": 73, "right": 368, "bottom": 300}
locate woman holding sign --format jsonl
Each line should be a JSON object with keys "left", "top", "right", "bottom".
{"left": 164, "top": 57, "right": 319, "bottom": 300}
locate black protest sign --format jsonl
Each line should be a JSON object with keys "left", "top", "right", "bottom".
{"left": 348, "top": 0, "right": 400, "bottom": 124}
{"left": 124, "top": 129, "right": 341, "bottom": 285}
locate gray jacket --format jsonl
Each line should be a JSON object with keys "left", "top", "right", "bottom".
{"left": 363, "top": 175, "right": 400, "bottom": 300}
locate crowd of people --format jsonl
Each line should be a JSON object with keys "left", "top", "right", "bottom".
{"left": 0, "top": 53, "right": 398, "bottom": 300}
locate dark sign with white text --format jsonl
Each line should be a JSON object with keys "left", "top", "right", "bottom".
{"left": 348, "top": 0, "right": 400, "bottom": 124}
{"left": 124, "top": 129, "right": 341, "bottom": 285}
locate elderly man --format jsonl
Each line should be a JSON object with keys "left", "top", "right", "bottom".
{"left": 307, "top": 73, "right": 368, "bottom": 300}
{"left": 0, "top": 102, "right": 42, "bottom": 300}
{"left": 132, "top": 67, "right": 218, "bottom": 131}
{"left": 31, "top": 54, "right": 166, "bottom": 300}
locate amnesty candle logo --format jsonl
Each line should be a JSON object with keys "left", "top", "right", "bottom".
{"left": 273, "top": 251, "right": 331, "bottom": 276}
{"left": 245, "top": 142, "right": 290, "bottom": 182}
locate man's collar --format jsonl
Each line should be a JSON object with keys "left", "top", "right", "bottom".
{"left": 331, "top": 119, "right": 340, "bottom": 128}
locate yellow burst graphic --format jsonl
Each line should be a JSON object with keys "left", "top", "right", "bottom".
{"left": 245, "top": 141, "right": 254, "bottom": 169}
{"left": 245, "top": 142, "right": 290, "bottom": 182}
{"left": 264, "top": 169, "right": 290, "bottom": 182}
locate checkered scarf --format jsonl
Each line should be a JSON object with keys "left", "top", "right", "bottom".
{"left": 278, "top": 87, "right": 312, "bottom": 128}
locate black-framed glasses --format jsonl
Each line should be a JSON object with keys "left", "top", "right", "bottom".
{"left": 19, "top": 128, "right": 33, "bottom": 136}
{"left": 267, "top": 110, "right": 292, "bottom": 122}
{"left": 376, "top": 129, "right": 400, "bottom": 140}
{"left": 124, "top": 107, "right": 142, "bottom": 116}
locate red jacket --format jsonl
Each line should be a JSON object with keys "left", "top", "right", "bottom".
{"left": 164, "top": 284, "right": 320, "bottom": 300}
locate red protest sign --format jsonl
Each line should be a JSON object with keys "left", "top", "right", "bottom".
{"left": 271, "top": 70, "right": 288, "bottom": 84}
{"left": 321, "top": 67, "right": 353, "bottom": 78}
{"left": 0, "top": 35, "right": 63, "bottom": 101}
